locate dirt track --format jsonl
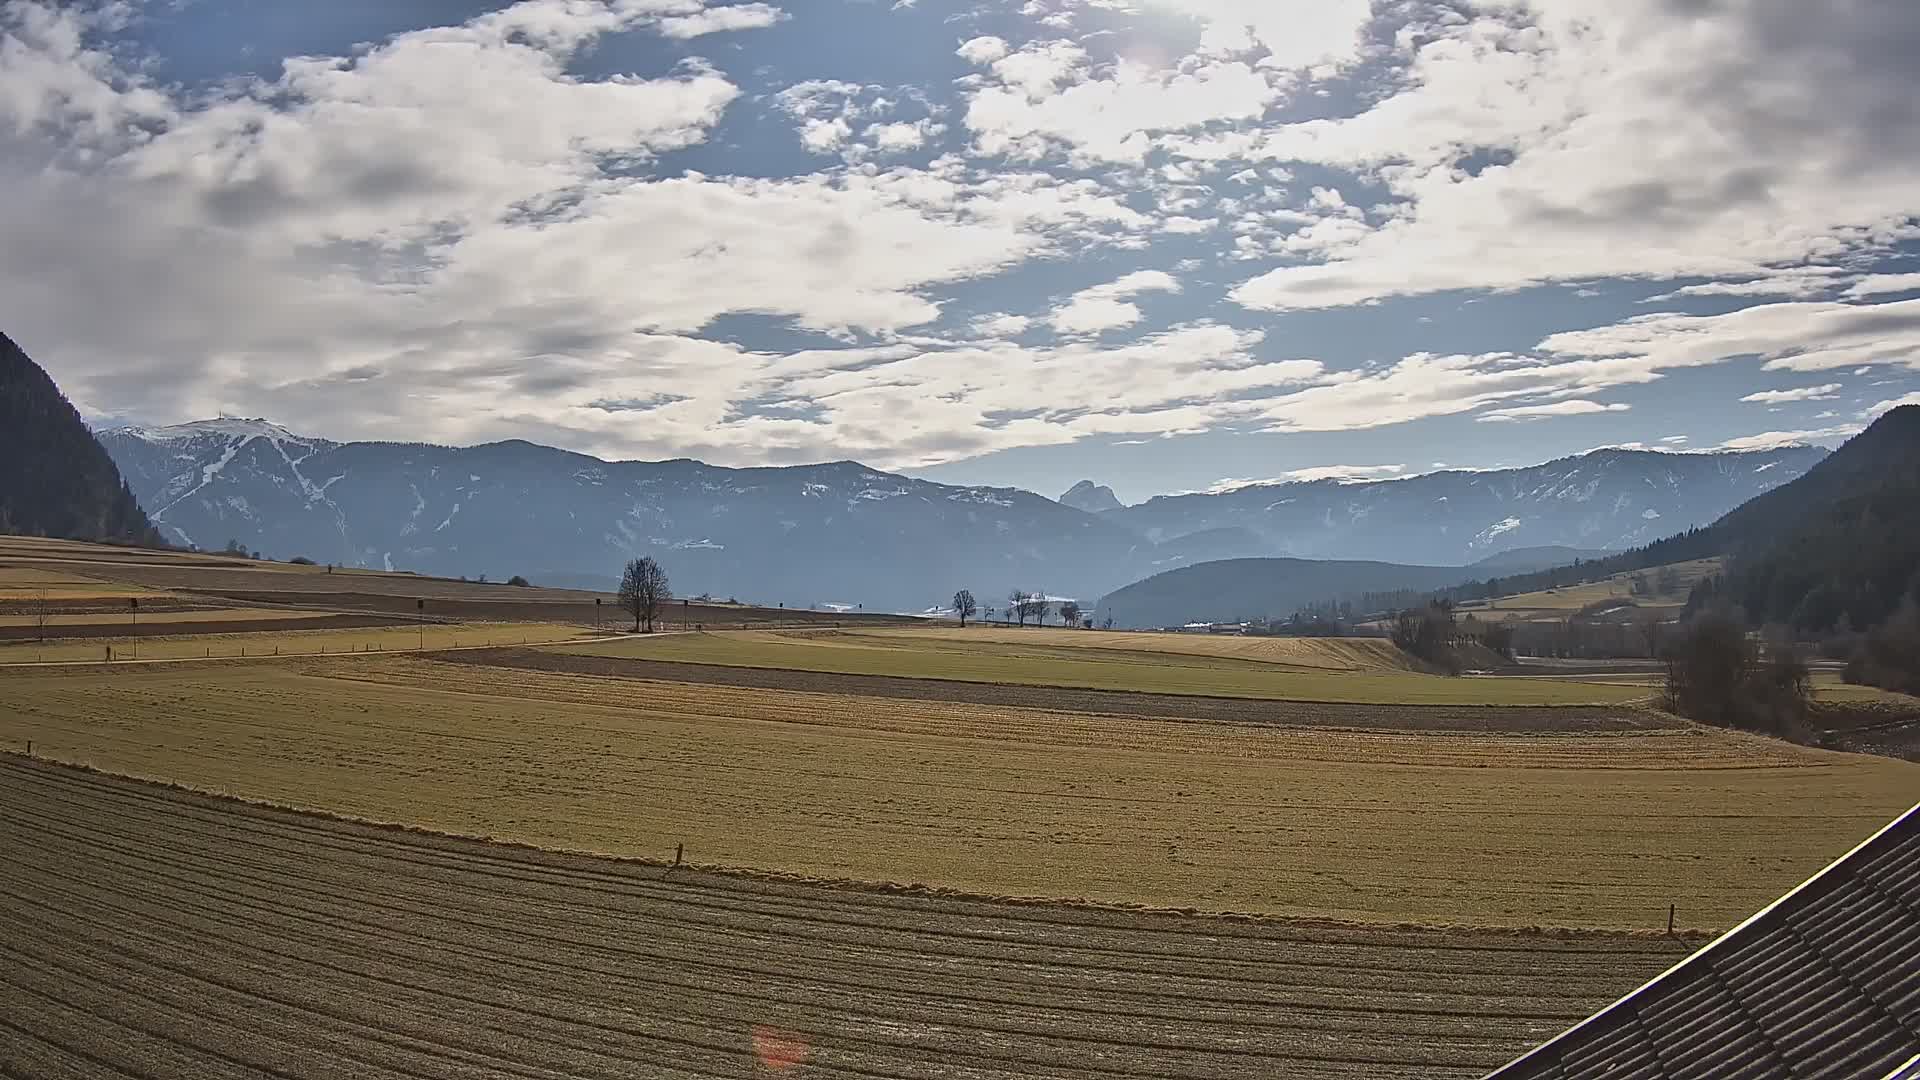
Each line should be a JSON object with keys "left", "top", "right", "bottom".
{"left": 0, "top": 756, "right": 1690, "bottom": 1079}
{"left": 457, "top": 648, "right": 1672, "bottom": 732}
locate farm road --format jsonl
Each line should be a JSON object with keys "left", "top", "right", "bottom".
{"left": 0, "top": 756, "right": 1688, "bottom": 1079}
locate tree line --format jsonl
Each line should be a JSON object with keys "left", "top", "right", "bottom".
{"left": 950, "top": 588, "right": 1087, "bottom": 628}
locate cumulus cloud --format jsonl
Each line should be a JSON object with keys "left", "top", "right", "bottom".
{"left": 1046, "top": 270, "right": 1183, "bottom": 335}
{"left": 1225, "top": 1, "right": 1920, "bottom": 312}
{"left": 1740, "top": 384, "right": 1843, "bottom": 404}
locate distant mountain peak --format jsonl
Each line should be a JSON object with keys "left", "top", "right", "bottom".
{"left": 1059, "top": 479, "right": 1123, "bottom": 513}
{"left": 116, "top": 417, "right": 315, "bottom": 444}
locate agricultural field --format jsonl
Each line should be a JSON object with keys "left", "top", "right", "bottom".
{"left": 551, "top": 628, "right": 1648, "bottom": 705}
{"left": 0, "top": 622, "right": 594, "bottom": 663}
{"left": 0, "top": 535, "right": 913, "bottom": 629}
{"left": 0, "top": 756, "right": 1699, "bottom": 1079}
{"left": 3, "top": 654, "right": 1912, "bottom": 930}
{"left": 1455, "top": 557, "right": 1723, "bottom": 623}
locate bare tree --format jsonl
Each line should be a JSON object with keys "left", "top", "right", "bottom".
{"left": 1009, "top": 589, "right": 1028, "bottom": 628}
{"left": 618, "top": 557, "right": 672, "bottom": 632}
{"left": 1027, "top": 594, "right": 1051, "bottom": 627}
{"left": 952, "top": 589, "right": 977, "bottom": 628}
{"left": 34, "top": 590, "right": 50, "bottom": 642}
{"left": 1059, "top": 601, "right": 1082, "bottom": 628}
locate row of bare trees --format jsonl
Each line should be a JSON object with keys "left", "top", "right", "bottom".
{"left": 950, "top": 589, "right": 1084, "bottom": 628}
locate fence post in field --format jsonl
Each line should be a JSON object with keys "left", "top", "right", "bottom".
{"left": 1668, "top": 904, "right": 1675, "bottom": 934}
{"left": 24, "top": 740, "right": 30, "bottom": 757}
{"left": 674, "top": 843, "right": 684, "bottom": 869}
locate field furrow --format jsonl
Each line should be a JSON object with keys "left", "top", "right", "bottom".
{"left": 0, "top": 757, "right": 1689, "bottom": 1079}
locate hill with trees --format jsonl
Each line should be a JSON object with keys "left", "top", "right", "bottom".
{"left": 1709, "top": 405, "right": 1920, "bottom": 634}
{"left": 0, "top": 332, "right": 159, "bottom": 546}
{"left": 1094, "top": 557, "right": 1473, "bottom": 629}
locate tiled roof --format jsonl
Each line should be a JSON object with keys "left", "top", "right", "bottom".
{"left": 1488, "top": 803, "right": 1920, "bottom": 1080}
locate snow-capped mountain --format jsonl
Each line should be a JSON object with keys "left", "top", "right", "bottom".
{"left": 98, "top": 420, "right": 1147, "bottom": 610}
{"left": 98, "top": 420, "right": 1827, "bottom": 609}
{"left": 1102, "top": 446, "right": 1829, "bottom": 566}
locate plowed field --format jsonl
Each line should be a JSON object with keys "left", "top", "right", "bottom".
{"left": 0, "top": 756, "right": 1693, "bottom": 1080}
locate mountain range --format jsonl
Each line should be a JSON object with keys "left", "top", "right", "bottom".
{"left": 98, "top": 414, "right": 1824, "bottom": 612}
{"left": 1099, "top": 446, "right": 1827, "bottom": 565}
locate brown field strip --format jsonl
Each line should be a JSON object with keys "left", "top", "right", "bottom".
{"left": 464, "top": 648, "right": 1668, "bottom": 732}
{"left": 0, "top": 755, "right": 1693, "bottom": 1080}
{"left": 3, "top": 657, "right": 1912, "bottom": 930}
{"left": 0, "top": 622, "right": 594, "bottom": 663}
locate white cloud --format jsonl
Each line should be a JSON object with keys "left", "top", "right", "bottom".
{"left": 960, "top": 35, "right": 1282, "bottom": 163}
{"left": 1477, "top": 400, "right": 1630, "bottom": 423}
{"left": 1865, "top": 392, "right": 1920, "bottom": 415}
{"left": 1717, "top": 425, "right": 1863, "bottom": 451}
{"left": 1049, "top": 296, "right": 1144, "bottom": 335}
{"left": 956, "top": 36, "right": 1010, "bottom": 66}
{"left": 1646, "top": 269, "right": 1850, "bottom": 302}
{"left": 1844, "top": 273, "right": 1920, "bottom": 298}
{"left": 1047, "top": 269, "right": 1183, "bottom": 335}
{"left": 653, "top": 2, "right": 786, "bottom": 39}
{"left": 1224, "top": 2, "right": 1920, "bottom": 312}
{"left": 971, "top": 313, "right": 1032, "bottom": 337}
{"left": 1739, "top": 384, "right": 1842, "bottom": 404}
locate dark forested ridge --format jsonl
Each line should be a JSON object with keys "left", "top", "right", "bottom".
{"left": 1715, "top": 405, "right": 1920, "bottom": 633}
{"left": 0, "top": 332, "right": 160, "bottom": 546}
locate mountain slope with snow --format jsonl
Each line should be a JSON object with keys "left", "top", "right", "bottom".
{"left": 1105, "top": 446, "right": 1828, "bottom": 566}
{"left": 99, "top": 423, "right": 1147, "bottom": 609}
{"left": 99, "top": 421, "right": 1827, "bottom": 610}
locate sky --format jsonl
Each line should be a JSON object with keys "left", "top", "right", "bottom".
{"left": 2, "top": 0, "right": 1919, "bottom": 504}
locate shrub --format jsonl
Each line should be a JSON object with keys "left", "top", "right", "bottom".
{"left": 507, "top": 575, "right": 531, "bottom": 587}
{"left": 289, "top": 556, "right": 316, "bottom": 566}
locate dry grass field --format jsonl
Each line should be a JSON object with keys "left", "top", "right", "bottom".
{"left": 0, "top": 756, "right": 1698, "bottom": 1079}
{"left": 825, "top": 626, "right": 1431, "bottom": 670}
{"left": 3, "top": 654, "right": 1911, "bottom": 930}
{"left": 0, "top": 621, "right": 595, "bottom": 663}
{"left": 1454, "top": 557, "right": 1723, "bottom": 623}
{"left": 551, "top": 629, "right": 1649, "bottom": 706}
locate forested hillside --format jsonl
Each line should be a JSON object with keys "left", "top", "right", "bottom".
{"left": 0, "top": 332, "right": 159, "bottom": 545}
{"left": 1713, "top": 406, "right": 1920, "bottom": 633}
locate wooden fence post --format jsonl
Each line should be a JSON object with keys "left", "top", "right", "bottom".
{"left": 1668, "top": 904, "right": 1675, "bottom": 934}
{"left": 674, "top": 843, "right": 684, "bottom": 868}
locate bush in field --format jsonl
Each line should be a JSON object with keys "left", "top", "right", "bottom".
{"left": 508, "top": 575, "right": 531, "bottom": 587}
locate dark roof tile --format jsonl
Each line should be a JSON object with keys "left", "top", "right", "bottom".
{"left": 1488, "top": 804, "right": 1920, "bottom": 1080}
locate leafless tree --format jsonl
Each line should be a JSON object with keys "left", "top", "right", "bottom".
{"left": 34, "top": 590, "right": 50, "bottom": 642}
{"left": 1026, "top": 593, "right": 1051, "bottom": 626}
{"left": 1009, "top": 589, "right": 1028, "bottom": 627}
{"left": 618, "top": 557, "right": 672, "bottom": 632}
{"left": 952, "top": 589, "right": 977, "bottom": 628}
{"left": 1059, "top": 601, "right": 1082, "bottom": 627}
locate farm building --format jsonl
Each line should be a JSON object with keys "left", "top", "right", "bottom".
{"left": 1487, "top": 802, "right": 1920, "bottom": 1079}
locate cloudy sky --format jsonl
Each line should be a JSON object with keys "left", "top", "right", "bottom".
{"left": 3, "top": 0, "right": 1918, "bottom": 501}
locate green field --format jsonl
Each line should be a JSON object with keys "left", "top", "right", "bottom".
{"left": 550, "top": 628, "right": 1650, "bottom": 706}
